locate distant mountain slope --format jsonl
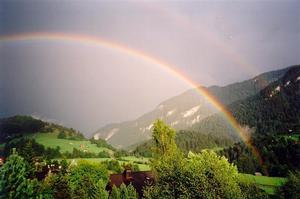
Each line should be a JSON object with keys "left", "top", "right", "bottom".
{"left": 94, "top": 66, "right": 292, "bottom": 148}
{"left": 191, "top": 65, "right": 300, "bottom": 137}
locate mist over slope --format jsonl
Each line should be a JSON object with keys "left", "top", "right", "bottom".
{"left": 94, "top": 66, "right": 292, "bottom": 148}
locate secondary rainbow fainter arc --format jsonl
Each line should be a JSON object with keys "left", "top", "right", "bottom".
{"left": 0, "top": 32, "right": 264, "bottom": 170}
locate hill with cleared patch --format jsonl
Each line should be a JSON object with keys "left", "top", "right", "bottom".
{"left": 94, "top": 66, "right": 292, "bottom": 148}
{"left": 0, "top": 116, "right": 115, "bottom": 158}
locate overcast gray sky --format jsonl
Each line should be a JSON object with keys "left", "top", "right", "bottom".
{"left": 1, "top": 0, "right": 299, "bottom": 135}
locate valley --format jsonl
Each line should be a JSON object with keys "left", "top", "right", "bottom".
{"left": 1, "top": 65, "right": 299, "bottom": 198}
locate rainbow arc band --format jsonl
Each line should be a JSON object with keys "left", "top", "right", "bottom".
{"left": 1, "top": 32, "right": 264, "bottom": 171}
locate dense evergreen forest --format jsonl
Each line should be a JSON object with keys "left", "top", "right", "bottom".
{"left": 133, "top": 130, "right": 233, "bottom": 157}
{"left": 229, "top": 66, "right": 300, "bottom": 135}
{"left": 221, "top": 66, "right": 300, "bottom": 176}
{"left": 0, "top": 116, "right": 46, "bottom": 142}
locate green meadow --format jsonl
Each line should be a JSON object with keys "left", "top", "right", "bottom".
{"left": 62, "top": 157, "right": 151, "bottom": 171}
{"left": 27, "top": 131, "right": 111, "bottom": 153}
{"left": 241, "top": 174, "right": 287, "bottom": 195}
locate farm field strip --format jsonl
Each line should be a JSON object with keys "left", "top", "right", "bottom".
{"left": 60, "top": 157, "right": 151, "bottom": 171}
{"left": 27, "top": 132, "right": 110, "bottom": 153}
{"left": 241, "top": 174, "right": 287, "bottom": 194}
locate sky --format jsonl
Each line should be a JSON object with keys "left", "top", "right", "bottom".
{"left": 0, "top": 0, "right": 299, "bottom": 135}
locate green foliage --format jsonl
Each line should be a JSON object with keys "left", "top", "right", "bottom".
{"left": 108, "top": 184, "right": 138, "bottom": 199}
{"left": 127, "top": 184, "right": 138, "bottom": 199}
{"left": 114, "top": 150, "right": 130, "bottom": 158}
{"left": 90, "top": 138, "right": 116, "bottom": 151}
{"left": 145, "top": 151, "right": 243, "bottom": 199}
{"left": 120, "top": 183, "right": 128, "bottom": 199}
{"left": 94, "top": 179, "right": 109, "bottom": 199}
{"left": 152, "top": 120, "right": 178, "bottom": 157}
{"left": 277, "top": 170, "right": 300, "bottom": 199}
{"left": 110, "top": 185, "right": 120, "bottom": 199}
{"left": 121, "top": 162, "right": 140, "bottom": 172}
{"left": 104, "top": 159, "right": 123, "bottom": 173}
{"left": 68, "top": 160, "right": 109, "bottom": 199}
{"left": 240, "top": 174, "right": 286, "bottom": 195}
{"left": 51, "top": 174, "right": 72, "bottom": 199}
{"left": 146, "top": 121, "right": 243, "bottom": 199}
{"left": 25, "top": 132, "right": 112, "bottom": 157}
{"left": 35, "top": 160, "right": 110, "bottom": 199}
{"left": 36, "top": 175, "right": 55, "bottom": 199}
{"left": 238, "top": 181, "right": 269, "bottom": 199}
{"left": 175, "top": 130, "right": 233, "bottom": 153}
{"left": 98, "top": 150, "right": 111, "bottom": 158}
{"left": 186, "top": 151, "right": 242, "bottom": 198}
{"left": 221, "top": 134, "right": 300, "bottom": 176}
{"left": 133, "top": 130, "right": 233, "bottom": 157}
{"left": 57, "top": 131, "right": 67, "bottom": 139}
{"left": 3, "top": 138, "right": 61, "bottom": 160}
{"left": 220, "top": 142, "right": 260, "bottom": 174}
{"left": 64, "top": 147, "right": 110, "bottom": 159}
{"left": 0, "top": 151, "right": 34, "bottom": 199}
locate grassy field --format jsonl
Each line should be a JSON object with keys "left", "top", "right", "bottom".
{"left": 282, "top": 134, "right": 299, "bottom": 141}
{"left": 241, "top": 174, "right": 287, "bottom": 195}
{"left": 63, "top": 157, "right": 151, "bottom": 171}
{"left": 118, "top": 156, "right": 149, "bottom": 163}
{"left": 27, "top": 131, "right": 111, "bottom": 153}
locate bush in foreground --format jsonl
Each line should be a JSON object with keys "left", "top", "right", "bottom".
{"left": 277, "top": 170, "right": 300, "bottom": 199}
{"left": 144, "top": 120, "right": 243, "bottom": 199}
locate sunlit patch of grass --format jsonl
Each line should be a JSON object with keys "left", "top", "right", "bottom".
{"left": 61, "top": 157, "right": 151, "bottom": 171}
{"left": 27, "top": 132, "right": 111, "bottom": 153}
{"left": 240, "top": 174, "right": 287, "bottom": 195}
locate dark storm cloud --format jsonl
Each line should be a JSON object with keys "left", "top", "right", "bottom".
{"left": 1, "top": 0, "right": 299, "bottom": 135}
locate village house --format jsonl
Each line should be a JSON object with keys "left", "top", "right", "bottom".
{"left": 107, "top": 169, "right": 154, "bottom": 198}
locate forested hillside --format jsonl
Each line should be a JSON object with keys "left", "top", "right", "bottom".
{"left": 219, "top": 66, "right": 300, "bottom": 176}
{"left": 0, "top": 115, "right": 46, "bottom": 142}
{"left": 229, "top": 65, "right": 300, "bottom": 135}
{"left": 0, "top": 116, "right": 115, "bottom": 160}
{"left": 191, "top": 65, "right": 300, "bottom": 139}
{"left": 94, "top": 66, "right": 291, "bottom": 148}
{"left": 133, "top": 130, "right": 233, "bottom": 157}
{"left": 133, "top": 66, "right": 300, "bottom": 177}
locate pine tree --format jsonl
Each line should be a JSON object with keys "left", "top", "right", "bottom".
{"left": 109, "top": 185, "right": 120, "bottom": 199}
{"left": 57, "top": 131, "right": 66, "bottom": 139}
{"left": 0, "top": 149, "right": 34, "bottom": 199}
{"left": 152, "top": 120, "right": 178, "bottom": 157}
{"left": 119, "top": 183, "right": 128, "bottom": 199}
{"left": 127, "top": 184, "right": 138, "bottom": 199}
{"left": 94, "top": 179, "right": 109, "bottom": 199}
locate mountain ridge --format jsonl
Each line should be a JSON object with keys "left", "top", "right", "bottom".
{"left": 94, "top": 65, "right": 295, "bottom": 148}
{"left": 190, "top": 65, "right": 300, "bottom": 138}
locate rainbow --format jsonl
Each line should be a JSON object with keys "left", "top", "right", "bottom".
{"left": 0, "top": 32, "right": 264, "bottom": 169}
